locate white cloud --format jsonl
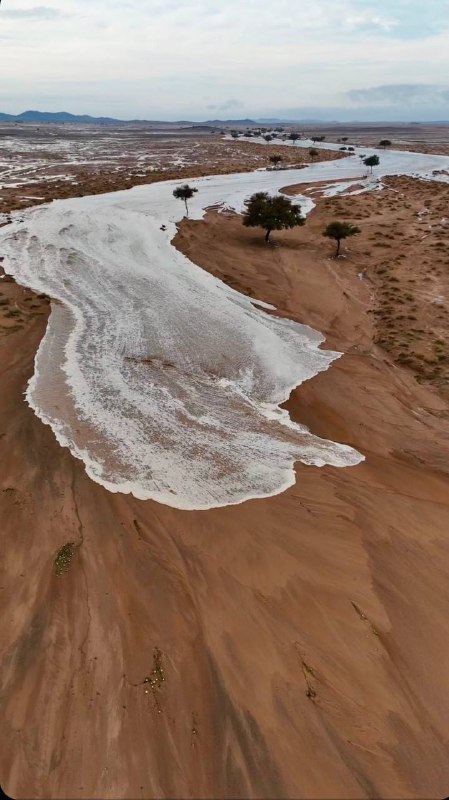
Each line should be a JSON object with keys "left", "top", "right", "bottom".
{"left": 1, "top": 0, "right": 448, "bottom": 118}
{"left": 2, "top": 6, "right": 67, "bottom": 19}
{"left": 347, "top": 84, "right": 449, "bottom": 106}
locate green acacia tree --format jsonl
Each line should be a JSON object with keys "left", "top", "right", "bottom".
{"left": 364, "top": 155, "right": 380, "bottom": 173}
{"left": 309, "top": 148, "right": 319, "bottom": 162}
{"left": 173, "top": 184, "right": 198, "bottom": 216}
{"left": 243, "top": 192, "right": 305, "bottom": 243}
{"left": 379, "top": 139, "right": 392, "bottom": 149}
{"left": 323, "top": 221, "right": 360, "bottom": 257}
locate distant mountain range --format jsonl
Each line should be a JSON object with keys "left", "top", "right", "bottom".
{"left": 1, "top": 110, "right": 447, "bottom": 126}
{"left": 0, "top": 110, "right": 259, "bottom": 126}
{"left": 0, "top": 110, "right": 348, "bottom": 126}
{"left": 0, "top": 110, "right": 149, "bottom": 124}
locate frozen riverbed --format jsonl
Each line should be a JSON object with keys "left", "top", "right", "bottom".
{"left": 1, "top": 145, "right": 448, "bottom": 508}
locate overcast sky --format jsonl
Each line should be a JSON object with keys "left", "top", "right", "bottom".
{"left": 1, "top": 0, "right": 449, "bottom": 120}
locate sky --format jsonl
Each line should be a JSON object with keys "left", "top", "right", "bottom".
{"left": 1, "top": 0, "right": 449, "bottom": 121}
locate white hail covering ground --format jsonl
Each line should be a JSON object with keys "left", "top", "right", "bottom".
{"left": 1, "top": 144, "right": 449, "bottom": 509}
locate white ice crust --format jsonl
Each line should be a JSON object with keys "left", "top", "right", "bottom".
{"left": 1, "top": 142, "right": 448, "bottom": 509}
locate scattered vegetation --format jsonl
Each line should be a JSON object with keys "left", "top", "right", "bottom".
{"left": 144, "top": 647, "right": 166, "bottom": 691}
{"left": 54, "top": 542, "right": 76, "bottom": 576}
{"left": 143, "top": 648, "right": 166, "bottom": 713}
{"left": 351, "top": 601, "right": 380, "bottom": 637}
{"left": 325, "top": 175, "right": 449, "bottom": 394}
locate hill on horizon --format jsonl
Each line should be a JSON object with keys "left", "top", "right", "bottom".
{"left": 0, "top": 110, "right": 261, "bottom": 126}
{"left": 1, "top": 110, "right": 448, "bottom": 127}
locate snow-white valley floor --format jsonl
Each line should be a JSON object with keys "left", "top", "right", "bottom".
{"left": 1, "top": 143, "right": 448, "bottom": 508}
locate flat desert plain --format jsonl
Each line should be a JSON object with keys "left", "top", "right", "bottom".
{"left": 1, "top": 127, "right": 449, "bottom": 799}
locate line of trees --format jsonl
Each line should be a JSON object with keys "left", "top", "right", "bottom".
{"left": 242, "top": 192, "right": 361, "bottom": 255}
{"left": 227, "top": 130, "right": 391, "bottom": 151}
{"left": 173, "top": 187, "right": 363, "bottom": 257}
